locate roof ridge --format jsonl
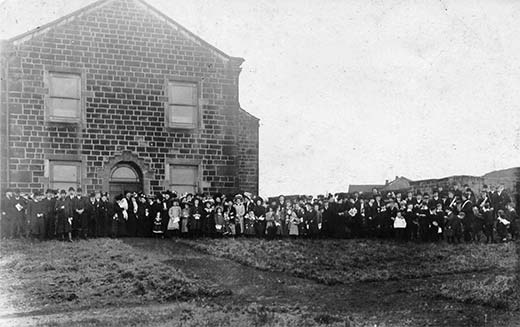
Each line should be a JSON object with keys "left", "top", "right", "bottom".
{"left": 7, "top": 0, "right": 111, "bottom": 43}
{"left": 5, "top": 0, "right": 243, "bottom": 64}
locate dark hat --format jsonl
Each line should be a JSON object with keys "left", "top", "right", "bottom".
{"left": 68, "top": 187, "right": 75, "bottom": 192}
{"left": 45, "top": 188, "right": 54, "bottom": 194}
{"left": 5, "top": 188, "right": 13, "bottom": 193}
{"left": 115, "top": 194, "right": 124, "bottom": 201}
{"left": 34, "top": 191, "right": 43, "bottom": 196}
{"left": 59, "top": 189, "right": 66, "bottom": 195}
{"left": 89, "top": 192, "right": 96, "bottom": 198}
{"left": 77, "top": 187, "right": 82, "bottom": 193}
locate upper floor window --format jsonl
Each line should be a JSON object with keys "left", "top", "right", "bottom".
{"left": 47, "top": 72, "right": 81, "bottom": 122}
{"left": 166, "top": 81, "right": 198, "bottom": 129}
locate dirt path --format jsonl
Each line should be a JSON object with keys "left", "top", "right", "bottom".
{"left": 124, "top": 238, "right": 517, "bottom": 327}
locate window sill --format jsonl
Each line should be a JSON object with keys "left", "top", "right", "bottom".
{"left": 165, "top": 124, "right": 197, "bottom": 132}
{"left": 46, "top": 117, "right": 81, "bottom": 125}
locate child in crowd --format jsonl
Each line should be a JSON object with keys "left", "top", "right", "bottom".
{"left": 166, "top": 199, "right": 181, "bottom": 238}
{"left": 393, "top": 211, "right": 407, "bottom": 241}
{"left": 4, "top": 184, "right": 515, "bottom": 245}
{"left": 214, "top": 206, "right": 225, "bottom": 237}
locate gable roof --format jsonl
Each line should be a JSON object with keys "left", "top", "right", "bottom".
{"left": 381, "top": 176, "right": 412, "bottom": 191}
{"left": 239, "top": 108, "right": 260, "bottom": 122}
{"left": 5, "top": 0, "right": 243, "bottom": 63}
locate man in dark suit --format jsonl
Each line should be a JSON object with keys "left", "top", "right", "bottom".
{"left": 27, "top": 191, "right": 47, "bottom": 240}
{"left": 460, "top": 194, "right": 474, "bottom": 242}
{"left": 72, "top": 187, "right": 89, "bottom": 239}
{"left": 12, "top": 189, "right": 27, "bottom": 238}
{"left": 87, "top": 192, "right": 101, "bottom": 238}
{"left": 42, "top": 189, "right": 57, "bottom": 239}
{"left": 494, "top": 184, "right": 511, "bottom": 213}
{"left": 1, "top": 188, "right": 15, "bottom": 238}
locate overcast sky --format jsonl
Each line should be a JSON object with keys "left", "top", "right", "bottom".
{"left": 1, "top": 0, "right": 520, "bottom": 195}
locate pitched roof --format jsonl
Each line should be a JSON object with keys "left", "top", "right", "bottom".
{"left": 4, "top": 0, "right": 243, "bottom": 63}
{"left": 239, "top": 108, "right": 260, "bottom": 122}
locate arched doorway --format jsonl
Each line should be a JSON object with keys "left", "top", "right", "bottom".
{"left": 109, "top": 162, "right": 143, "bottom": 198}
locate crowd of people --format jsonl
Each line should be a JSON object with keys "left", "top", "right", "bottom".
{"left": 0, "top": 183, "right": 518, "bottom": 243}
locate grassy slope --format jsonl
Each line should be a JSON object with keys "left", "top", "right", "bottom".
{"left": 181, "top": 238, "right": 519, "bottom": 309}
{"left": 0, "top": 239, "right": 354, "bottom": 327}
{"left": 0, "top": 239, "right": 227, "bottom": 316}
{"left": 1, "top": 238, "right": 518, "bottom": 326}
{"left": 2, "top": 302, "right": 354, "bottom": 327}
{"left": 181, "top": 238, "right": 516, "bottom": 284}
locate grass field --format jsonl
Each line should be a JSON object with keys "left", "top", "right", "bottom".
{"left": 181, "top": 238, "right": 520, "bottom": 311}
{"left": 180, "top": 238, "right": 517, "bottom": 284}
{"left": 0, "top": 237, "right": 518, "bottom": 326}
{"left": 0, "top": 239, "right": 226, "bottom": 316}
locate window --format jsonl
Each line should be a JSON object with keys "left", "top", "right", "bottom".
{"left": 111, "top": 165, "right": 140, "bottom": 183}
{"left": 166, "top": 81, "right": 198, "bottom": 129}
{"left": 49, "top": 161, "right": 81, "bottom": 191}
{"left": 47, "top": 72, "right": 81, "bottom": 122}
{"left": 109, "top": 164, "right": 142, "bottom": 196}
{"left": 169, "top": 165, "right": 198, "bottom": 194}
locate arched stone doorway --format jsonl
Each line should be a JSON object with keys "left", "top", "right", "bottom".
{"left": 109, "top": 162, "right": 143, "bottom": 197}
{"left": 100, "top": 151, "right": 153, "bottom": 196}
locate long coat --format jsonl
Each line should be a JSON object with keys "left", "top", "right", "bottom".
{"left": 55, "top": 197, "right": 73, "bottom": 234}
{"left": 27, "top": 200, "right": 47, "bottom": 235}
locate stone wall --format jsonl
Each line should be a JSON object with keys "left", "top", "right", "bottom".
{"left": 0, "top": 0, "right": 259, "bottom": 195}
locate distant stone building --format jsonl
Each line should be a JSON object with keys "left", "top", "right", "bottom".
{"left": 0, "top": 0, "right": 259, "bottom": 197}
{"left": 410, "top": 175, "right": 484, "bottom": 195}
{"left": 381, "top": 176, "right": 412, "bottom": 192}
{"left": 348, "top": 168, "right": 520, "bottom": 206}
{"left": 348, "top": 184, "right": 384, "bottom": 194}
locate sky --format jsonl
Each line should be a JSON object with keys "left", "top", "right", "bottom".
{"left": 1, "top": 0, "right": 520, "bottom": 196}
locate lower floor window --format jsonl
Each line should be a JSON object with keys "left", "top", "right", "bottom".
{"left": 169, "top": 165, "right": 198, "bottom": 194}
{"left": 50, "top": 161, "right": 81, "bottom": 191}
